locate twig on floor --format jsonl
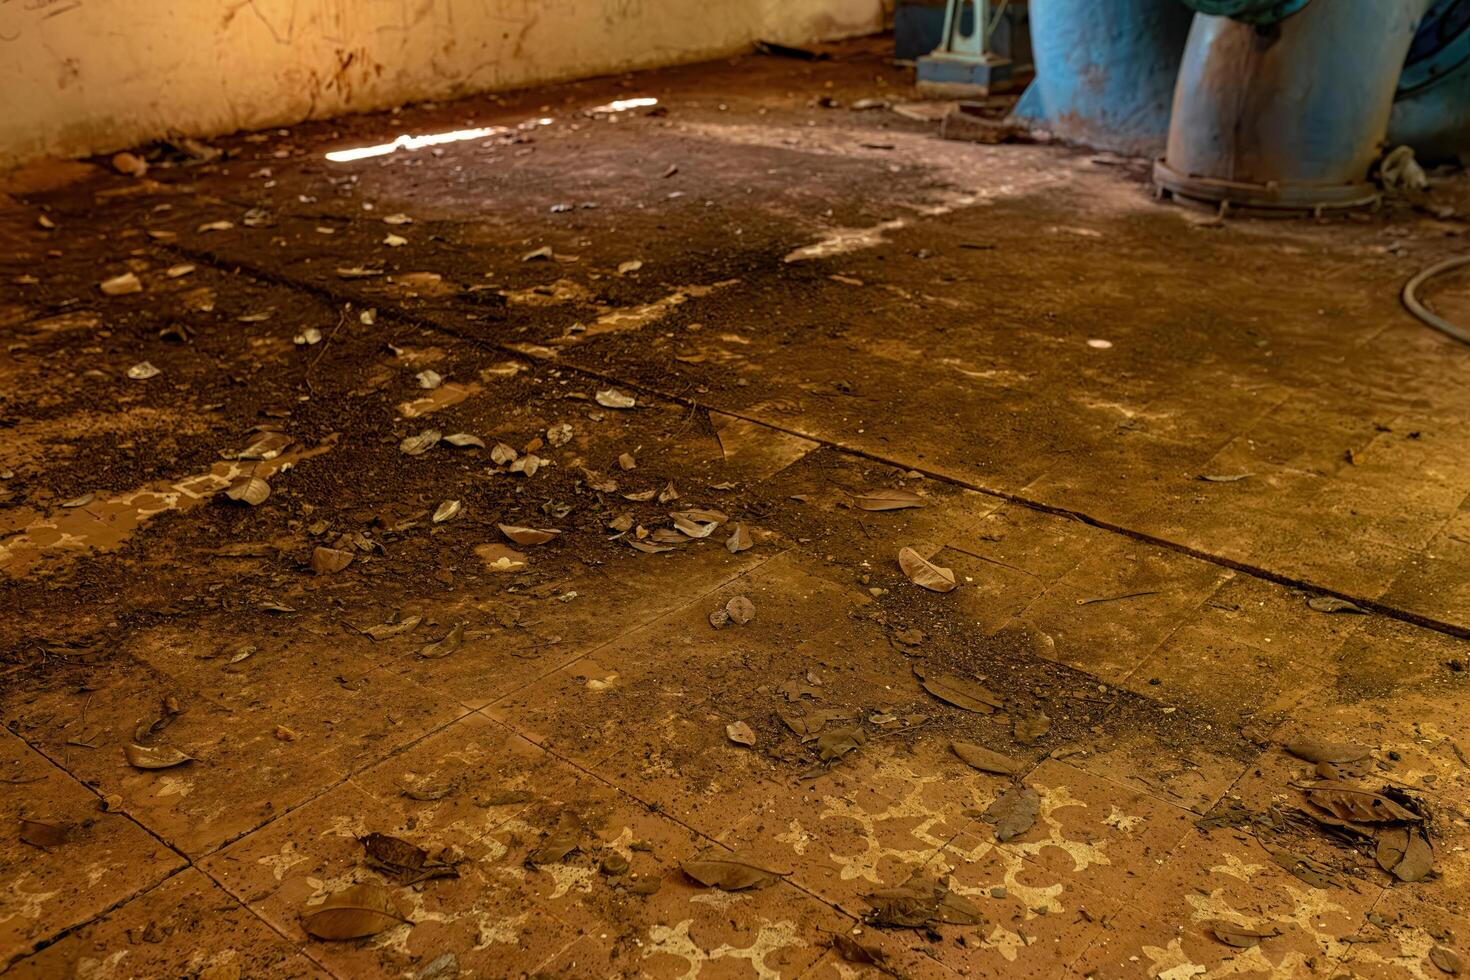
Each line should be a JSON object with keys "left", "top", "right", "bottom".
{"left": 305, "top": 306, "right": 350, "bottom": 394}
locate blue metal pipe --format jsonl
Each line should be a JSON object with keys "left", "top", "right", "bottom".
{"left": 1015, "top": 0, "right": 1193, "bottom": 156}
{"left": 1390, "top": 0, "right": 1470, "bottom": 162}
{"left": 1157, "top": 0, "right": 1435, "bottom": 210}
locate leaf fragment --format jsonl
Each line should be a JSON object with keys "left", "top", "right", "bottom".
{"left": 1375, "top": 826, "right": 1434, "bottom": 882}
{"left": 101, "top": 272, "right": 143, "bottom": 296}
{"left": 898, "top": 546, "right": 956, "bottom": 593}
{"left": 431, "top": 500, "right": 462, "bottom": 523}
{"left": 300, "top": 884, "right": 407, "bottom": 940}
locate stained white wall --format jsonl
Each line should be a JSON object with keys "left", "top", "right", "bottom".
{"left": 0, "top": 0, "right": 884, "bottom": 168}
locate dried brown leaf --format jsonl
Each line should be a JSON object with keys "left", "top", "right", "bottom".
{"left": 854, "top": 488, "right": 926, "bottom": 511}
{"left": 985, "top": 785, "right": 1040, "bottom": 842}
{"left": 681, "top": 855, "right": 788, "bottom": 890}
{"left": 897, "top": 546, "right": 956, "bottom": 593}
{"left": 951, "top": 741, "right": 1020, "bottom": 776}
{"left": 300, "top": 884, "right": 407, "bottom": 940}
{"left": 418, "top": 623, "right": 465, "bottom": 660}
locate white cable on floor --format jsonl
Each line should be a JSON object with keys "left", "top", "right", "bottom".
{"left": 1402, "top": 254, "right": 1470, "bottom": 345}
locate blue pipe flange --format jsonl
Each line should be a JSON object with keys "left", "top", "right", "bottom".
{"left": 1181, "top": 0, "right": 1311, "bottom": 25}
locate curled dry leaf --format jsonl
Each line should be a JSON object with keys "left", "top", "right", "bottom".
{"left": 546, "top": 423, "right": 573, "bottom": 447}
{"left": 124, "top": 742, "right": 193, "bottom": 770}
{"left": 127, "top": 361, "right": 161, "bottom": 380}
{"left": 500, "top": 523, "right": 560, "bottom": 545}
{"left": 951, "top": 741, "right": 1020, "bottom": 776}
{"left": 618, "top": 452, "right": 637, "bottom": 470}
{"left": 491, "top": 442, "right": 519, "bottom": 465}
{"left": 671, "top": 514, "right": 718, "bottom": 539}
{"left": 854, "top": 488, "right": 926, "bottom": 511}
{"left": 443, "top": 432, "right": 485, "bottom": 449}
{"left": 432, "top": 500, "right": 462, "bottom": 523}
{"left": 300, "top": 883, "right": 408, "bottom": 941}
{"left": 658, "top": 481, "right": 679, "bottom": 504}
{"left": 311, "top": 546, "right": 354, "bottom": 575}
{"left": 595, "top": 388, "right": 636, "bottom": 409}
{"left": 681, "top": 855, "right": 788, "bottom": 891}
{"left": 418, "top": 623, "right": 465, "bottom": 660}
{"left": 1198, "top": 473, "right": 1252, "bottom": 483}
{"left": 400, "top": 429, "right": 442, "bottom": 456}
{"left": 726, "top": 523, "right": 753, "bottom": 553}
{"left": 816, "top": 726, "right": 866, "bottom": 763}
{"left": 726, "top": 721, "right": 756, "bottom": 746}
{"left": 416, "top": 370, "right": 443, "bottom": 390}
{"left": 225, "top": 476, "right": 271, "bottom": 505}
{"left": 898, "top": 546, "right": 956, "bottom": 593}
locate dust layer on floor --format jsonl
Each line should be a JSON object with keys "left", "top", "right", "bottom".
{"left": 2, "top": 36, "right": 1468, "bottom": 980}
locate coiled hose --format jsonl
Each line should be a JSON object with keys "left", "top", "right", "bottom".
{"left": 1402, "top": 254, "right": 1470, "bottom": 344}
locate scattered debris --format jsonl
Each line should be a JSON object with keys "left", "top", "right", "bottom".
{"left": 432, "top": 500, "right": 462, "bottom": 523}
{"left": 500, "top": 524, "right": 560, "bottom": 545}
{"left": 1209, "top": 923, "right": 1280, "bottom": 949}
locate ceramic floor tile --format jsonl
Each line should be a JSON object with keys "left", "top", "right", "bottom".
{"left": 0, "top": 727, "right": 187, "bottom": 967}
{"left": 3, "top": 867, "right": 327, "bottom": 979}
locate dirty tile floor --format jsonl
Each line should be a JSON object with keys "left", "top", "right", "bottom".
{"left": 2, "top": 38, "right": 1468, "bottom": 980}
